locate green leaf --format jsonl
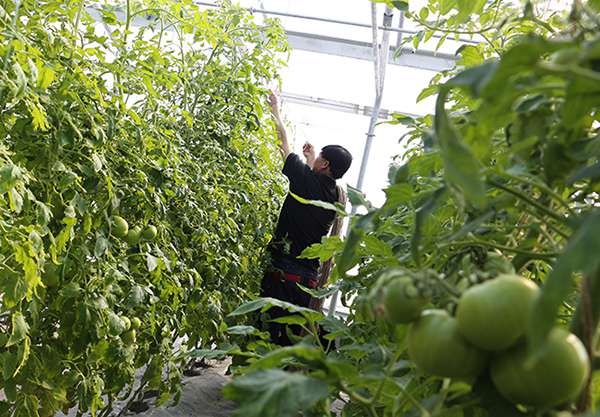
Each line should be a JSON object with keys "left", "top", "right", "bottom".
{"left": 319, "top": 316, "right": 350, "bottom": 338}
{"left": 567, "top": 160, "right": 600, "bottom": 184}
{"left": 146, "top": 253, "right": 159, "bottom": 272}
{"left": 94, "top": 235, "right": 110, "bottom": 258}
{"left": 456, "top": 45, "right": 485, "bottom": 67}
{"left": 229, "top": 297, "right": 324, "bottom": 323}
{"left": 382, "top": 183, "right": 413, "bottom": 208}
{"left": 417, "top": 85, "right": 439, "bottom": 102}
{"left": 392, "top": 1, "right": 409, "bottom": 11}
{"left": 299, "top": 236, "right": 343, "bottom": 262}
{"left": 456, "top": 0, "right": 486, "bottom": 22}
{"left": 347, "top": 185, "right": 371, "bottom": 209}
{"left": 529, "top": 210, "right": 600, "bottom": 351}
{"left": 446, "top": 61, "right": 498, "bottom": 97}
{"left": 411, "top": 187, "right": 446, "bottom": 265}
{"left": 289, "top": 192, "right": 347, "bottom": 216}
{"left": 6, "top": 312, "right": 29, "bottom": 347}
{"left": 223, "top": 369, "right": 328, "bottom": 417}
{"left": 434, "top": 88, "right": 485, "bottom": 208}
{"left": 337, "top": 228, "right": 363, "bottom": 276}
{"left": 227, "top": 325, "right": 263, "bottom": 336}
{"left": 37, "top": 66, "right": 55, "bottom": 89}
{"left": 269, "top": 315, "right": 306, "bottom": 326}
{"left": 247, "top": 344, "right": 323, "bottom": 371}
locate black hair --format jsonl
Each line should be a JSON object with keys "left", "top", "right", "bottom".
{"left": 321, "top": 145, "right": 352, "bottom": 180}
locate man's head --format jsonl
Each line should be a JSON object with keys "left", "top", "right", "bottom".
{"left": 313, "top": 145, "right": 352, "bottom": 180}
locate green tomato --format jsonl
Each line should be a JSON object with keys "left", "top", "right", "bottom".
{"left": 130, "top": 317, "right": 141, "bottom": 330}
{"left": 456, "top": 274, "right": 539, "bottom": 351}
{"left": 408, "top": 309, "right": 487, "bottom": 379}
{"left": 120, "top": 316, "right": 131, "bottom": 331}
{"left": 127, "top": 226, "right": 142, "bottom": 246}
{"left": 491, "top": 328, "right": 590, "bottom": 408}
{"left": 381, "top": 277, "right": 428, "bottom": 324}
{"left": 121, "top": 329, "right": 137, "bottom": 345}
{"left": 141, "top": 225, "right": 158, "bottom": 241}
{"left": 111, "top": 215, "right": 129, "bottom": 239}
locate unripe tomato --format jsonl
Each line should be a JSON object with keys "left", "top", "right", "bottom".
{"left": 120, "top": 316, "right": 131, "bottom": 331}
{"left": 121, "top": 329, "right": 137, "bottom": 345}
{"left": 408, "top": 309, "right": 486, "bottom": 379}
{"left": 381, "top": 277, "right": 428, "bottom": 324}
{"left": 456, "top": 274, "right": 539, "bottom": 351}
{"left": 131, "top": 317, "right": 141, "bottom": 330}
{"left": 127, "top": 226, "right": 142, "bottom": 246}
{"left": 111, "top": 216, "right": 129, "bottom": 239}
{"left": 142, "top": 225, "right": 158, "bottom": 241}
{"left": 491, "top": 328, "right": 590, "bottom": 408}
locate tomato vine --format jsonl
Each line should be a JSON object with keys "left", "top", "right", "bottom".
{"left": 0, "top": 1, "right": 287, "bottom": 416}
{"left": 222, "top": 1, "right": 600, "bottom": 417}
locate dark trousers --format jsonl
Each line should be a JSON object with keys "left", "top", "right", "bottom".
{"left": 260, "top": 258, "right": 316, "bottom": 346}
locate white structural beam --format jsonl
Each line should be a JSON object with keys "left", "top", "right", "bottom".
{"left": 192, "top": 1, "right": 459, "bottom": 72}
{"left": 281, "top": 92, "right": 422, "bottom": 120}
{"left": 286, "top": 31, "right": 455, "bottom": 72}
{"left": 87, "top": 3, "right": 456, "bottom": 72}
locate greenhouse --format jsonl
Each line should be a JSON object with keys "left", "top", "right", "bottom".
{"left": 0, "top": 0, "right": 599, "bottom": 417}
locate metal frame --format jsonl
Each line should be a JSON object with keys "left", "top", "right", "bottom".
{"left": 193, "top": 1, "right": 461, "bottom": 72}
{"left": 194, "top": 1, "right": 479, "bottom": 44}
{"left": 286, "top": 31, "right": 455, "bottom": 72}
{"left": 281, "top": 92, "right": 422, "bottom": 120}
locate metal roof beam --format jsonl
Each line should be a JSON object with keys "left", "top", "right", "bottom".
{"left": 280, "top": 92, "right": 422, "bottom": 120}
{"left": 193, "top": 1, "right": 479, "bottom": 45}
{"left": 286, "top": 31, "right": 455, "bottom": 72}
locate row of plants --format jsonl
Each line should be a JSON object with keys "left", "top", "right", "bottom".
{"left": 0, "top": 1, "right": 287, "bottom": 416}
{"left": 217, "top": 1, "right": 600, "bottom": 416}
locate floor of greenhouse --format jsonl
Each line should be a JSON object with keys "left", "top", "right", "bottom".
{"left": 58, "top": 359, "right": 344, "bottom": 416}
{"left": 135, "top": 360, "right": 236, "bottom": 417}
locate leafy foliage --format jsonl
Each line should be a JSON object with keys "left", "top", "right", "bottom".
{"left": 0, "top": 0, "right": 287, "bottom": 415}
{"left": 225, "top": 1, "right": 600, "bottom": 416}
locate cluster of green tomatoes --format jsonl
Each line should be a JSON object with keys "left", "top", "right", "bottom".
{"left": 368, "top": 267, "right": 590, "bottom": 410}
{"left": 110, "top": 215, "right": 158, "bottom": 246}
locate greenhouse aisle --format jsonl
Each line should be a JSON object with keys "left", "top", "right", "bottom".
{"left": 136, "top": 361, "right": 235, "bottom": 417}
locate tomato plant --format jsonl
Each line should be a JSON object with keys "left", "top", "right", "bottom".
{"left": 221, "top": 1, "right": 600, "bottom": 416}
{"left": 0, "top": 0, "right": 287, "bottom": 416}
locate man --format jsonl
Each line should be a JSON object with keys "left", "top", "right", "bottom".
{"left": 261, "top": 92, "right": 352, "bottom": 345}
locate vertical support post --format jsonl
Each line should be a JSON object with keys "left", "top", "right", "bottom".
{"left": 396, "top": 11, "right": 405, "bottom": 50}
{"left": 328, "top": 4, "right": 394, "bottom": 317}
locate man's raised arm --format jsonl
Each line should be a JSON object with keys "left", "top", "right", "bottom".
{"left": 267, "top": 92, "right": 291, "bottom": 160}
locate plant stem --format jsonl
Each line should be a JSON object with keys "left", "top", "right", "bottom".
{"left": 494, "top": 171, "right": 575, "bottom": 216}
{"left": 124, "top": 0, "right": 131, "bottom": 44}
{"left": 488, "top": 179, "right": 569, "bottom": 226}
{"left": 72, "top": 0, "right": 84, "bottom": 49}
{"left": 438, "top": 239, "right": 558, "bottom": 260}
{"left": 340, "top": 382, "right": 372, "bottom": 405}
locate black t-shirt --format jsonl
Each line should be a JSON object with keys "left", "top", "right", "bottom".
{"left": 269, "top": 153, "right": 338, "bottom": 272}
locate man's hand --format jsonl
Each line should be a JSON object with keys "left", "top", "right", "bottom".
{"left": 303, "top": 142, "right": 316, "bottom": 169}
{"left": 267, "top": 91, "right": 280, "bottom": 117}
